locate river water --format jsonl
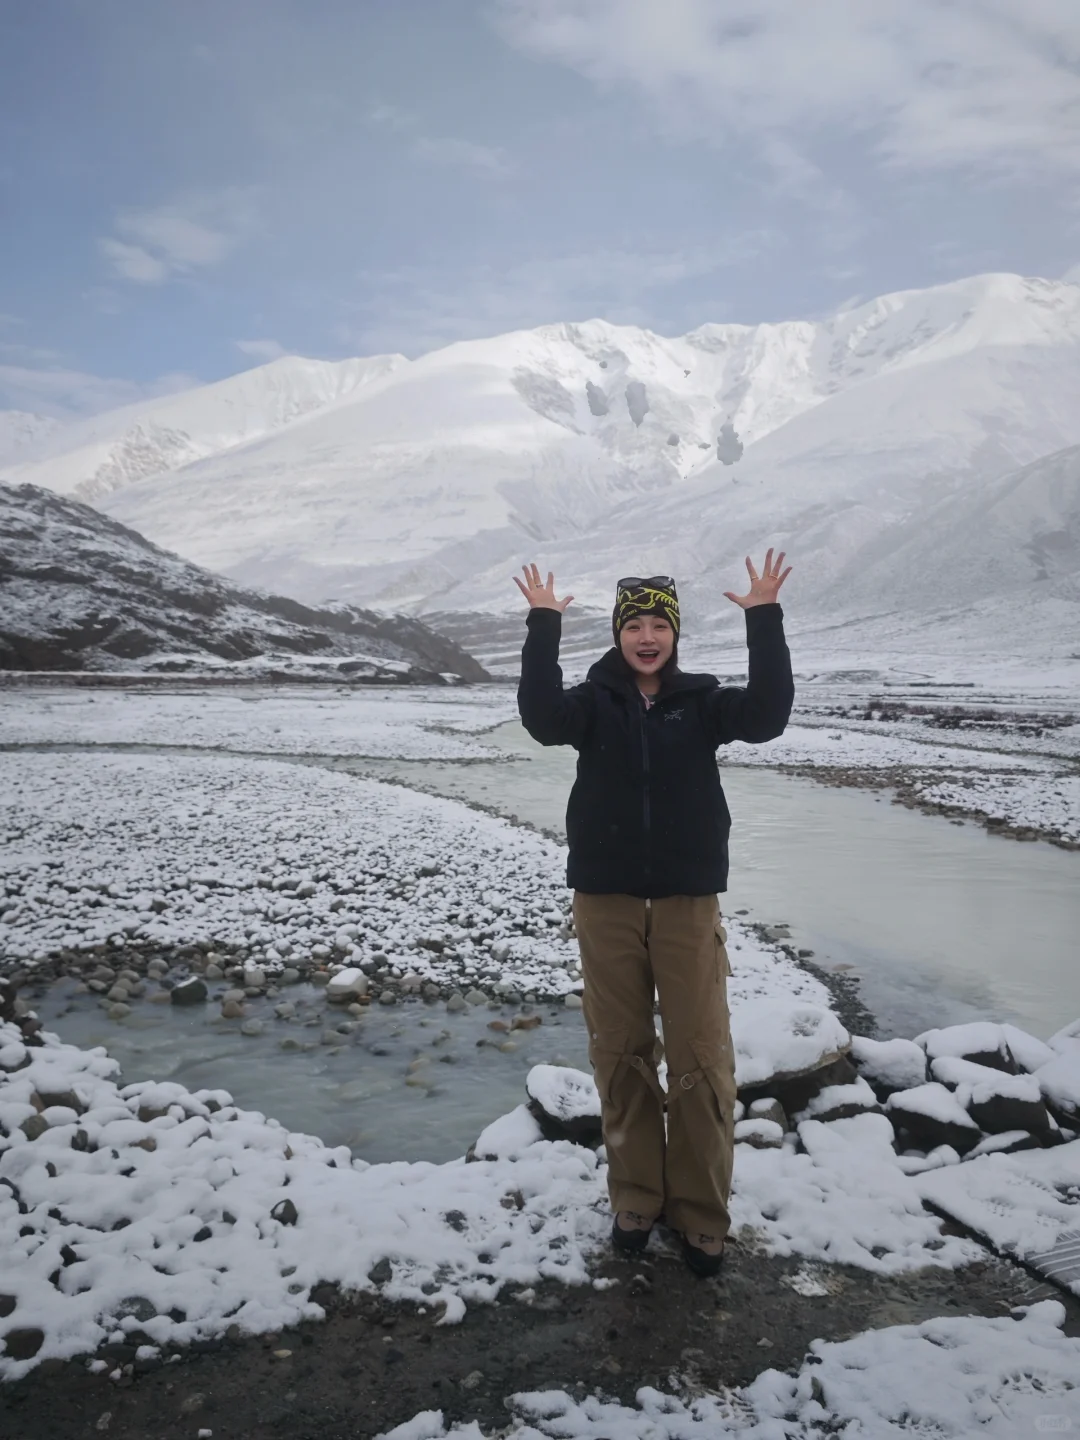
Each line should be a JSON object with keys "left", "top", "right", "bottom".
{"left": 343, "top": 719, "right": 1080, "bottom": 1043}
{"left": 33, "top": 717, "right": 1078, "bottom": 1161}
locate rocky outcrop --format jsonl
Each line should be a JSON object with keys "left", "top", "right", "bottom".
{"left": 0, "top": 484, "right": 489, "bottom": 681}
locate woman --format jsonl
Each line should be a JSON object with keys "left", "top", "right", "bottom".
{"left": 514, "top": 553, "right": 793, "bottom": 1276}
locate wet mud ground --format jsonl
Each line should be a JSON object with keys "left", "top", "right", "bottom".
{"left": 4, "top": 1222, "right": 1077, "bottom": 1440}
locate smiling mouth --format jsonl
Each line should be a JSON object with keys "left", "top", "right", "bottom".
{"left": 636, "top": 650, "right": 660, "bottom": 663}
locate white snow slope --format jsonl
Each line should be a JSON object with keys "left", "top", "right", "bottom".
{"left": 6, "top": 273, "right": 1080, "bottom": 664}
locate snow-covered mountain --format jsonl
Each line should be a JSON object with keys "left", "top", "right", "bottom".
{"left": 0, "top": 484, "right": 487, "bottom": 680}
{"left": 6, "top": 272, "right": 1080, "bottom": 671}
{"left": 1, "top": 354, "right": 405, "bottom": 502}
{"left": 0, "top": 411, "right": 60, "bottom": 467}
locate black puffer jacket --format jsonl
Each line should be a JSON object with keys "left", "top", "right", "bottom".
{"left": 517, "top": 604, "right": 794, "bottom": 897}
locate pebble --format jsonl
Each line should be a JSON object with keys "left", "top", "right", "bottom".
{"left": 446, "top": 993, "right": 467, "bottom": 1014}
{"left": 240, "top": 1019, "right": 264, "bottom": 1037}
{"left": 465, "top": 989, "right": 487, "bottom": 1006}
{"left": 563, "top": 993, "right": 583, "bottom": 1010}
{"left": 223, "top": 989, "right": 246, "bottom": 1004}
{"left": 107, "top": 1003, "right": 132, "bottom": 1020}
{"left": 275, "top": 1002, "right": 295, "bottom": 1019}
{"left": 106, "top": 985, "right": 129, "bottom": 1003}
{"left": 379, "top": 991, "right": 397, "bottom": 1006}
{"left": 281, "top": 968, "right": 301, "bottom": 984}
{"left": 280, "top": 1037, "right": 302, "bottom": 1052}
{"left": 221, "top": 1000, "right": 244, "bottom": 1020}
{"left": 205, "top": 964, "right": 224, "bottom": 980}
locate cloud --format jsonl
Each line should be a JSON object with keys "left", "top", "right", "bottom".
{"left": 369, "top": 102, "right": 512, "bottom": 178}
{"left": 410, "top": 136, "right": 513, "bottom": 177}
{"left": 1063, "top": 261, "right": 1080, "bottom": 285}
{"left": 495, "top": 0, "right": 1080, "bottom": 179}
{"left": 234, "top": 338, "right": 288, "bottom": 362}
{"left": 99, "top": 190, "right": 254, "bottom": 285}
{"left": 0, "top": 365, "right": 199, "bottom": 419}
{"left": 343, "top": 237, "right": 774, "bottom": 355}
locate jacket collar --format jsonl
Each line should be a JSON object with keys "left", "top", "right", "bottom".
{"left": 588, "top": 646, "right": 715, "bottom": 700}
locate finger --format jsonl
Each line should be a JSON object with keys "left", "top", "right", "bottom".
{"left": 773, "top": 550, "right": 786, "bottom": 575}
{"left": 764, "top": 547, "right": 774, "bottom": 574}
{"left": 547, "top": 571, "right": 554, "bottom": 593}
{"left": 558, "top": 595, "right": 575, "bottom": 611}
{"left": 530, "top": 562, "right": 541, "bottom": 588}
{"left": 513, "top": 576, "right": 529, "bottom": 596}
{"left": 722, "top": 591, "right": 743, "bottom": 606}
{"left": 745, "top": 555, "right": 758, "bottom": 580}
{"left": 777, "top": 566, "right": 792, "bottom": 585}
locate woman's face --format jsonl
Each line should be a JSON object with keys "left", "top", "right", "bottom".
{"left": 619, "top": 615, "right": 675, "bottom": 676}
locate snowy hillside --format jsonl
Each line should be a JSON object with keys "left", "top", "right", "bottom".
{"left": 0, "top": 484, "right": 487, "bottom": 680}
{"left": 0, "top": 410, "right": 60, "bottom": 466}
{"left": 0, "top": 354, "right": 405, "bottom": 502}
{"left": 6, "top": 273, "right": 1080, "bottom": 672}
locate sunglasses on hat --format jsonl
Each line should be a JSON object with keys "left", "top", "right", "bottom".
{"left": 616, "top": 575, "right": 677, "bottom": 593}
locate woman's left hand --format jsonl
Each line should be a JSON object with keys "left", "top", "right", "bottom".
{"left": 723, "top": 549, "right": 792, "bottom": 608}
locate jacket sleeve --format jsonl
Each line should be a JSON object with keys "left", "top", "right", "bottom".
{"left": 517, "top": 608, "right": 594, "bottom": 748}
{"left": 707, "top": 602, "right": 794, "bottom": 746}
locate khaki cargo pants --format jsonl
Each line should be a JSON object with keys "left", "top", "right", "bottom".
{"left": 572, "top": 892, "right": 736, "bottom": 1239}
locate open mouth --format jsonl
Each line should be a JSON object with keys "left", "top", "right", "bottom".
{"left": 636, "top": 650, "right": 660, "bottom": 664}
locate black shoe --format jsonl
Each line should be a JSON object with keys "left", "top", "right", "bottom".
{"left": 679, "top": 1232, "right": 726, "bottom": 1277}
{"left": 611, "top": 1213, "right": 653, "bottom": 1254}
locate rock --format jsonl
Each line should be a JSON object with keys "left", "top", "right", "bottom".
{"left": 34, "top": 1089, "right": 85, "bottom": 1114}
{"left": 20, "top": 1114, "right": 49, "bottom": 1140}
{"left": 271, "top": 1199, "right": 298, "bottom": 1226}
{"left": 379, "top": 990, "right": 397, "bottom": 1006}
{"left": 446, "top": 992, "right": 467, "bottom": 1014}
{"left": 326, "top": 968, "right": 369, "bottom": 1000}
{"left": 106, "top": 985, "right": 130, "bottom": 1003}
{"left": 311, "top": 971, "right": 330, "bottom": 986}
{"left": 205, "top": 963, "right": 224, "bottom": 981}
{"left": 368, "top": 1257, "right": 392, "bottom": 1285}
{"left": 735, "top": 1119, "right": 784, "bottom": 1148}
{"left": 280, "top": 1037, "right": 303, "bottom": 1052}
{"left": 221, "top": 1000, "right": 244, "bottom": 1019}
{"left": 563, "top": 993, "right": 583, "bottom": 1010}
{"left": 511, "top": 1014, "right": 542, "bottom": 1031}
{"left": 107, "top": 1003, "right": 132, "bottom": 1021}
{"left": 243, "top": 966, "right": 267, "bottom": 989}
{"left": 465, "top": 988, "right": 487, "bottom": 1006}
{"left": 849, "top": 1035, "right": 928, "bottom": 1100}
{"left": 281, "top": 968, "right": 301, "bottom": 985}
{"left": 422, "top": 983, "right": 441, "bottom": 1001}
{"left": 746, "top": 1097, "right": 787, "bottom": 1130}
{"left": 116, "top": 1296, "right": 158, "bottom": 1323}
{"left": 240, "top": 1020, "right": 264, "bottom": 1038}
{"left": 1, "top": 1327, "right": 44, "bottom": 1360}
{"left": 0, "top": 1296, "right": 14, "bottom": 1318}
{"left": 275, "top": 1002, "right": 296, "bottom": 1019}
{"left": 525, "top": 1064, "right": 602, "bottom": 1146}
{"left": 931, "top": 1055, "right": 1052, "bottom": 1136}
{"left": 171, "top": 978, "right": 208, "bottom": 1006}
{"left": 914, "top": 1022, "right": 1018, "bottom": 1075}
{"left": 886, "top": 1082, "right": 982, "bottom": 1155}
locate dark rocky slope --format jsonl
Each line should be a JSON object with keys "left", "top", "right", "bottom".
{"left": 0, "top": 484, "right": 488, "bottom": 681}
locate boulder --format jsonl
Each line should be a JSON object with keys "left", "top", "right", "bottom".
{"left": 732, "top": 999, "right": 853, "bottom": 1116}
{"left": 913, "top": 1021, "right": 1018, "bottom": 1074}
{"left": 734, "top": 1118, "right": 783, "bottom": 1149}
{"left": 326, "top": 967, "right": 369, "bottom": 1001}
{"left": 849, "top": 1035, "right": 928, "bottom": 1099}
{"left": 885, "top": 1081, "right": 982, "bottom": 1156}
{"left": 792, "top": 1075, "right": 883, "bottom": 1124}
{"left": 930, "top": 1055, "right": 1052, "bottom": 1136}
{"left": 525, "top": 1064, "right": 602, "bottom": 1146}
{"left": 467, "top": 1104, "right": 544, "bottom": 1162}
{"left": 171, "top": 978, "right": 208, "bottom": 1006}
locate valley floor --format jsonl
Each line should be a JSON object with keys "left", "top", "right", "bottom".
{"left": 1, "top": 682, "right": 1079, "bottom": 1438}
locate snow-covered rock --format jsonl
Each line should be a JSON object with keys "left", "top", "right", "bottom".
{"left": 885, "top": 1081, "right": 983, "bottom": 1156}
{"left": 525, "top": 1065, "right": 602, "bottom": 1146}
{"left": 849, "top": 1034, "right": 929, "bottom": 1097}
{"left": 929, "top": 1055, "right": 1052, "bottom": 1136}
{"left": 732, "top": 999, "right": 852, "bottom": 1109}
{"left": 914, "top": 1021, "right": 1018, "bottom": 1074}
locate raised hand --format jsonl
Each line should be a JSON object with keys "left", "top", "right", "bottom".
{"left": 723, "top": 548, "right": 792, "bottom": 609}
{"left": 513, "top": 563, "right": 574, "bottom": 612}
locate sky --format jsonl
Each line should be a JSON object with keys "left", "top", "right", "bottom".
{"left": 2, "top": 0, "right": 1080, "bottom": 417}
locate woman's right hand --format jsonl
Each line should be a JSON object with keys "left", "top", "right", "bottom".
{"left": 513, "top": 563, "right": 574, "bottom": 612}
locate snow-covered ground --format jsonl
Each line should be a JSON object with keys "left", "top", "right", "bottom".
{"left": 378, "top": 1302, "right": 1080, "bottom": 1438}
{"left": 0, "top": 686, "right": 517, "bottom": 759}
{"left": 2, "top": 684, "right": 1079, "bottom": 1432}
{"left": 0, "top": 751, "right": 574, "bottom": 991}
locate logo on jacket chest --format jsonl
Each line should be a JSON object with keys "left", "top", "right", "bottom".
{"left": 661, "top": 707, "right": 685, "bottom": 723}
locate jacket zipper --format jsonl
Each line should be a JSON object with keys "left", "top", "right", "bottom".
{"left": 639, "top": 703, "right": 651, "bottom": 874}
